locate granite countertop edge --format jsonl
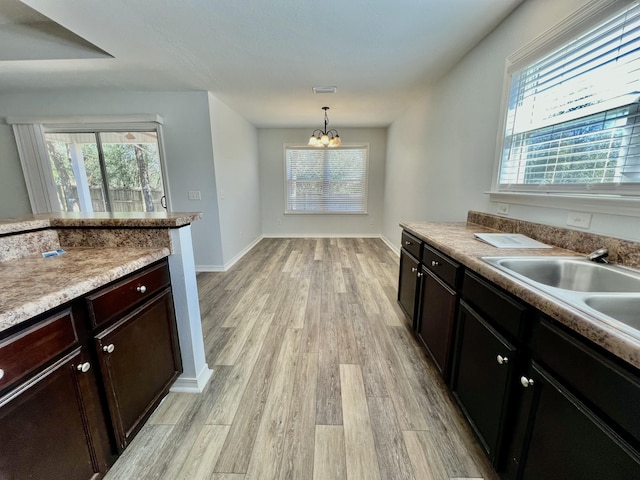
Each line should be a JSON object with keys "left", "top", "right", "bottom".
{"left": 0, "top": 212, "right": 202, "bottom": 235}
{"left": 0, "top": 247, "right": 171, "bottom": 334}
{"left": 400, "top": 221, "right": 640, "bottom": 371}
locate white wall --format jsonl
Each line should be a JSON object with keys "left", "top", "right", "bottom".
{"left": 207, "top": 93, "right": 261, "bottom": 268}
{"left": 383, "top": 0, "right": 640, "bottom": 246}
{"left": 258, "top": 127, "right": 387, "bottom": 236}
{"left": 0, "top": 90, "right": 225, "bottom": 266}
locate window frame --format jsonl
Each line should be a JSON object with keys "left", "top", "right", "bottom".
{"left": 8, "top": 115, "right": 172, "bottom": 213}
{"left": 283, "top": 143, "right": 370, "bottom": 215}
{"left": 489, "top": 0, "right": 640, "bottom": 216}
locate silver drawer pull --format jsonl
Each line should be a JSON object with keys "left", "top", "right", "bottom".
{"left": 431, "top": 261, "right": 440, "bottom": 267}
{"left": 520, "top": 376, "right": 534, "bottom": 388}
{"left": 405, "top": 241, "right": 411, "bottom": 246}
{"left": 77, "top": 362, "right": 91, "bottom": 373}
{"left": 417, "top": 272, "right": 423, "bottom": 277}
{"left": 411, "top": 267, "right": 417, "bottom": 273}
{"left": 496, "top": 355, "right": 509, "bottom": 365}
{"left": 103, "top": 344, "right": 115, "bottom": 354}
{"left": 0, "top": 368, "right": 4, "bottom": 380}
{"left": 136, "top": 285, "right": 147, "bottom": 294}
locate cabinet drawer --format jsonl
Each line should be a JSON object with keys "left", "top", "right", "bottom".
{"left": 533, "top": 317, "right": 640, "bottom": 446}
{"left": 87, "top": 261, "right": 170, "bottom": 329}
{"left": 422, "top": 244, "right": 461, "bottom": 288}
{"left": 401, "top": 231, "right": 422, "bottom": 259}
{"left": 461, "top": 271, "right": 529, "bottom": 341}
{"left": 0, "top": 309, "right": 79, "bottom": 392}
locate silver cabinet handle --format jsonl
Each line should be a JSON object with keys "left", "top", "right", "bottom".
{"left": 405, "top": 241, "right": 411, "bottom": 246}
{"left": 77, "top": 362, "right": 91, "bottom": 373}
{"left": 0, "top": 368, "right": 4, "bottom": 380}
{"left": 431, "top": 260, "right": 440, "bottom": 267}
{"left": 136, "top": 285, "right": 147, "bottom": 293}
{"left": 520, "top": 376, "right": 534, "bottom": 388}
{"left": 411, "top": 267, "right": 417, "bottom": 273}
{"left": 497, "top": 355, "right": 509, "bottom": 365}
{"left": 417, "top": 272, "right": 423, "bottom": 277}
{"left": 103, "top": 344, "right": 115, "bottom": 354}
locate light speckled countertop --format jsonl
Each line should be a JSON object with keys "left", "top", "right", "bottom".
{"left": 0, "top": 212, "right": 202, "bottom": 235}
{"left": 401, "top": 220, "right": 640, "bottom": 370}
{"left": 0, "top": 247, "right": 170, "bottom": 334}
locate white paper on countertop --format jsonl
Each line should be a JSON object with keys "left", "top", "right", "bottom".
{"left": 474, "top": 233, "right": 552, "bottom": 249}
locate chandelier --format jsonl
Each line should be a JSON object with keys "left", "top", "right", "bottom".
{"left": 308, "top": 106, "right": 341, "bottom": 147}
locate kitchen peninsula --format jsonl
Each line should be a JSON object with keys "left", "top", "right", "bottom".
{"left": 0, "top": 211, "right": 211, "bottom": 392}
{"left": 0, "top": 211, "right": 212, "bottom": 479}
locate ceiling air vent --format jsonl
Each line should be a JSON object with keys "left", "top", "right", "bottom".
{"left": 312, "top": 86, "right": 337, "bottom": 94}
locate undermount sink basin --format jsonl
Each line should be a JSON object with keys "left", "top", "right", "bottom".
{"left": 483, "top": 257, "right": 640, "bottom": 292}
{"left": 584, "top": 296, "right": 640, "bottom": 330}
{"left": 481, "top": 256, "right": 640, "bottom": 335}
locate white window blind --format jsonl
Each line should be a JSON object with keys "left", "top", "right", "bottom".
{"left": 285, "top": 145, "right": 369, "bottom": 214}
{"left": 498, "top": 2, "right": 640, "bottom": 195}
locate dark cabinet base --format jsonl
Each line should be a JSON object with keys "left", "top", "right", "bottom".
{"left": 0, "top": 349, "right": 111, "bottom": 480}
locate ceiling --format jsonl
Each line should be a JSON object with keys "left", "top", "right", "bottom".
{"left": 0, "top": 0, "right": 522, "bottom": 128}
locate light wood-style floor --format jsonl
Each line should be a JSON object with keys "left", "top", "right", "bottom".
{"left": 104, "top": 238, "right": 498, "bottom": 480}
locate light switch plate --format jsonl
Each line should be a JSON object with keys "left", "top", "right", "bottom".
{"left": 567, "top": 211, "right": 592, "bottom": 228}
{"left": 188, "top": 190, "right": 201, "bottom": 201}
{"left": 497, "top": 203, "right": 509, "bottom": 215}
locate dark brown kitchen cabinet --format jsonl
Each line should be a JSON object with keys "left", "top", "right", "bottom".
{"left": 0, "top": 258, "right": 181, "bottom": 477}
{"left": 94, "top": 288, "right": 181, "bottom": 451}
{"left": 503, "top": 361, "right": 640, "bottom": 480}
{"left": 0, "top": 347, "right": 111, "bottom": 480}
{"left": 398, "top": 248, "right": 421, "bottom": 325}
{"left": 416, "top": 244, "right": 461, "bottom": 381}
{"left": 451, "top": 300, "right": 518, "bottom": 465}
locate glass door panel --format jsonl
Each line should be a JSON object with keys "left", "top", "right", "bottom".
{"left": 44, "top": 130, "right": 166, "bottom": 213}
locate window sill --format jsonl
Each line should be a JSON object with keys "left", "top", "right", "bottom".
{"left": 487, "top": 191, "right": 640, "bottom": 218}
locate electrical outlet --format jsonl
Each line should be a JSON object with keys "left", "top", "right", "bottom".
{"left": 567, "top": 211, "right": 592, "bottom": 228}
{"left": 188, "top": 191, "right": 201, "bottom": 201}
{"left": 497, "top": 203, "right": 509, "bottom": 215}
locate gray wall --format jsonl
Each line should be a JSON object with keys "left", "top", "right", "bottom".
{"left": 383, "top": 0, "right": 640, "bottom": 247}
{"left": 208, "top": 93, "right": 261, "bottom": 268}
{"left": 0, "top": 90, "right": 225, "bottom": 267}
{"left": 258, "top": 127, "right": 387, "bottom": 236}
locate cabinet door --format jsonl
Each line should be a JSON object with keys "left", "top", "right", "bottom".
{"left": 417, "top": 267, "right": 457, "bottom": 380}
{"left": 95, "top": 289, "right": 181, "bottom": 451}
{"left": 451, "top": 301, "right": 517, "bottom": 464}
{"left": 511, "top": 362, "right": 640, "bottom": 480}
{"left": 398, "top": 249, "right": 420, "bottom": 326}
{"left": 0, "top": 348, "right": 110, "bottom": 480}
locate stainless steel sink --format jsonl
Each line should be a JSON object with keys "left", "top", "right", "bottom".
{"left": 481, "top": 256, "right": 640, "bottom": 336}
{"left": 583, "top": 296, "right": 640, "bottom": 330}
{"left": 486, "top": 257, "right": 640, "bottom": 292}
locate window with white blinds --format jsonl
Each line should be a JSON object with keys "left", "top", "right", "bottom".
{"left": 498, "top": 1, "right": 640, "bottom": 195}
{"left": 285, "top": 145, "right": 369, "bottom": 214}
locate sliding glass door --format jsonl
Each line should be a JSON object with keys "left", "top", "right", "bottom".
{"left": 44, "top": 130, "right": 166, "bottom": 213}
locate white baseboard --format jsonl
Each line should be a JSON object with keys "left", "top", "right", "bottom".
{"left": 262, "top": 233, "right": 382, "bottom": 238}
{"left": 195, "top": 235, "right": 264, "bottom": 272}
{"left": 170, "top": 364, "right": 214, "bottom": 393}
{"left": 380, "top": 234, "right": 400, "bottom": 256}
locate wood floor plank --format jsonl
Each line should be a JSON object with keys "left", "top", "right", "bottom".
{"left": 215, "top": 294, "right": 269, "bottom": 365}
{"left": 403, "top": 430, "right": 448, "bottom": 480}
{"left": 244, "top": 328, "right": 301, "bottom": 479}
{"left": 368, "top": 395, "right": 416, "bottom": 480}
{"left": 313, "top": 425, "right": 347, "bottom": 480}
{"left": 214, "top": 323, "right": 288, "bottom": 473}
{"left": 206, "top": 314, "right": 275, "bottom": 425}
{"left": 340, "top": 364, "right": 382, "bottom": 480}
{"left": 176, "top": 425, "right": 230, "bottom": 480}
{"left": 148, "top": 392, "right": 199, "bottom": 425}
{"left": 316, "top": 312, "right": 343, "bottom": 425}
{"left": 278, "top": 352, "right": 318, "bottom": 480}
